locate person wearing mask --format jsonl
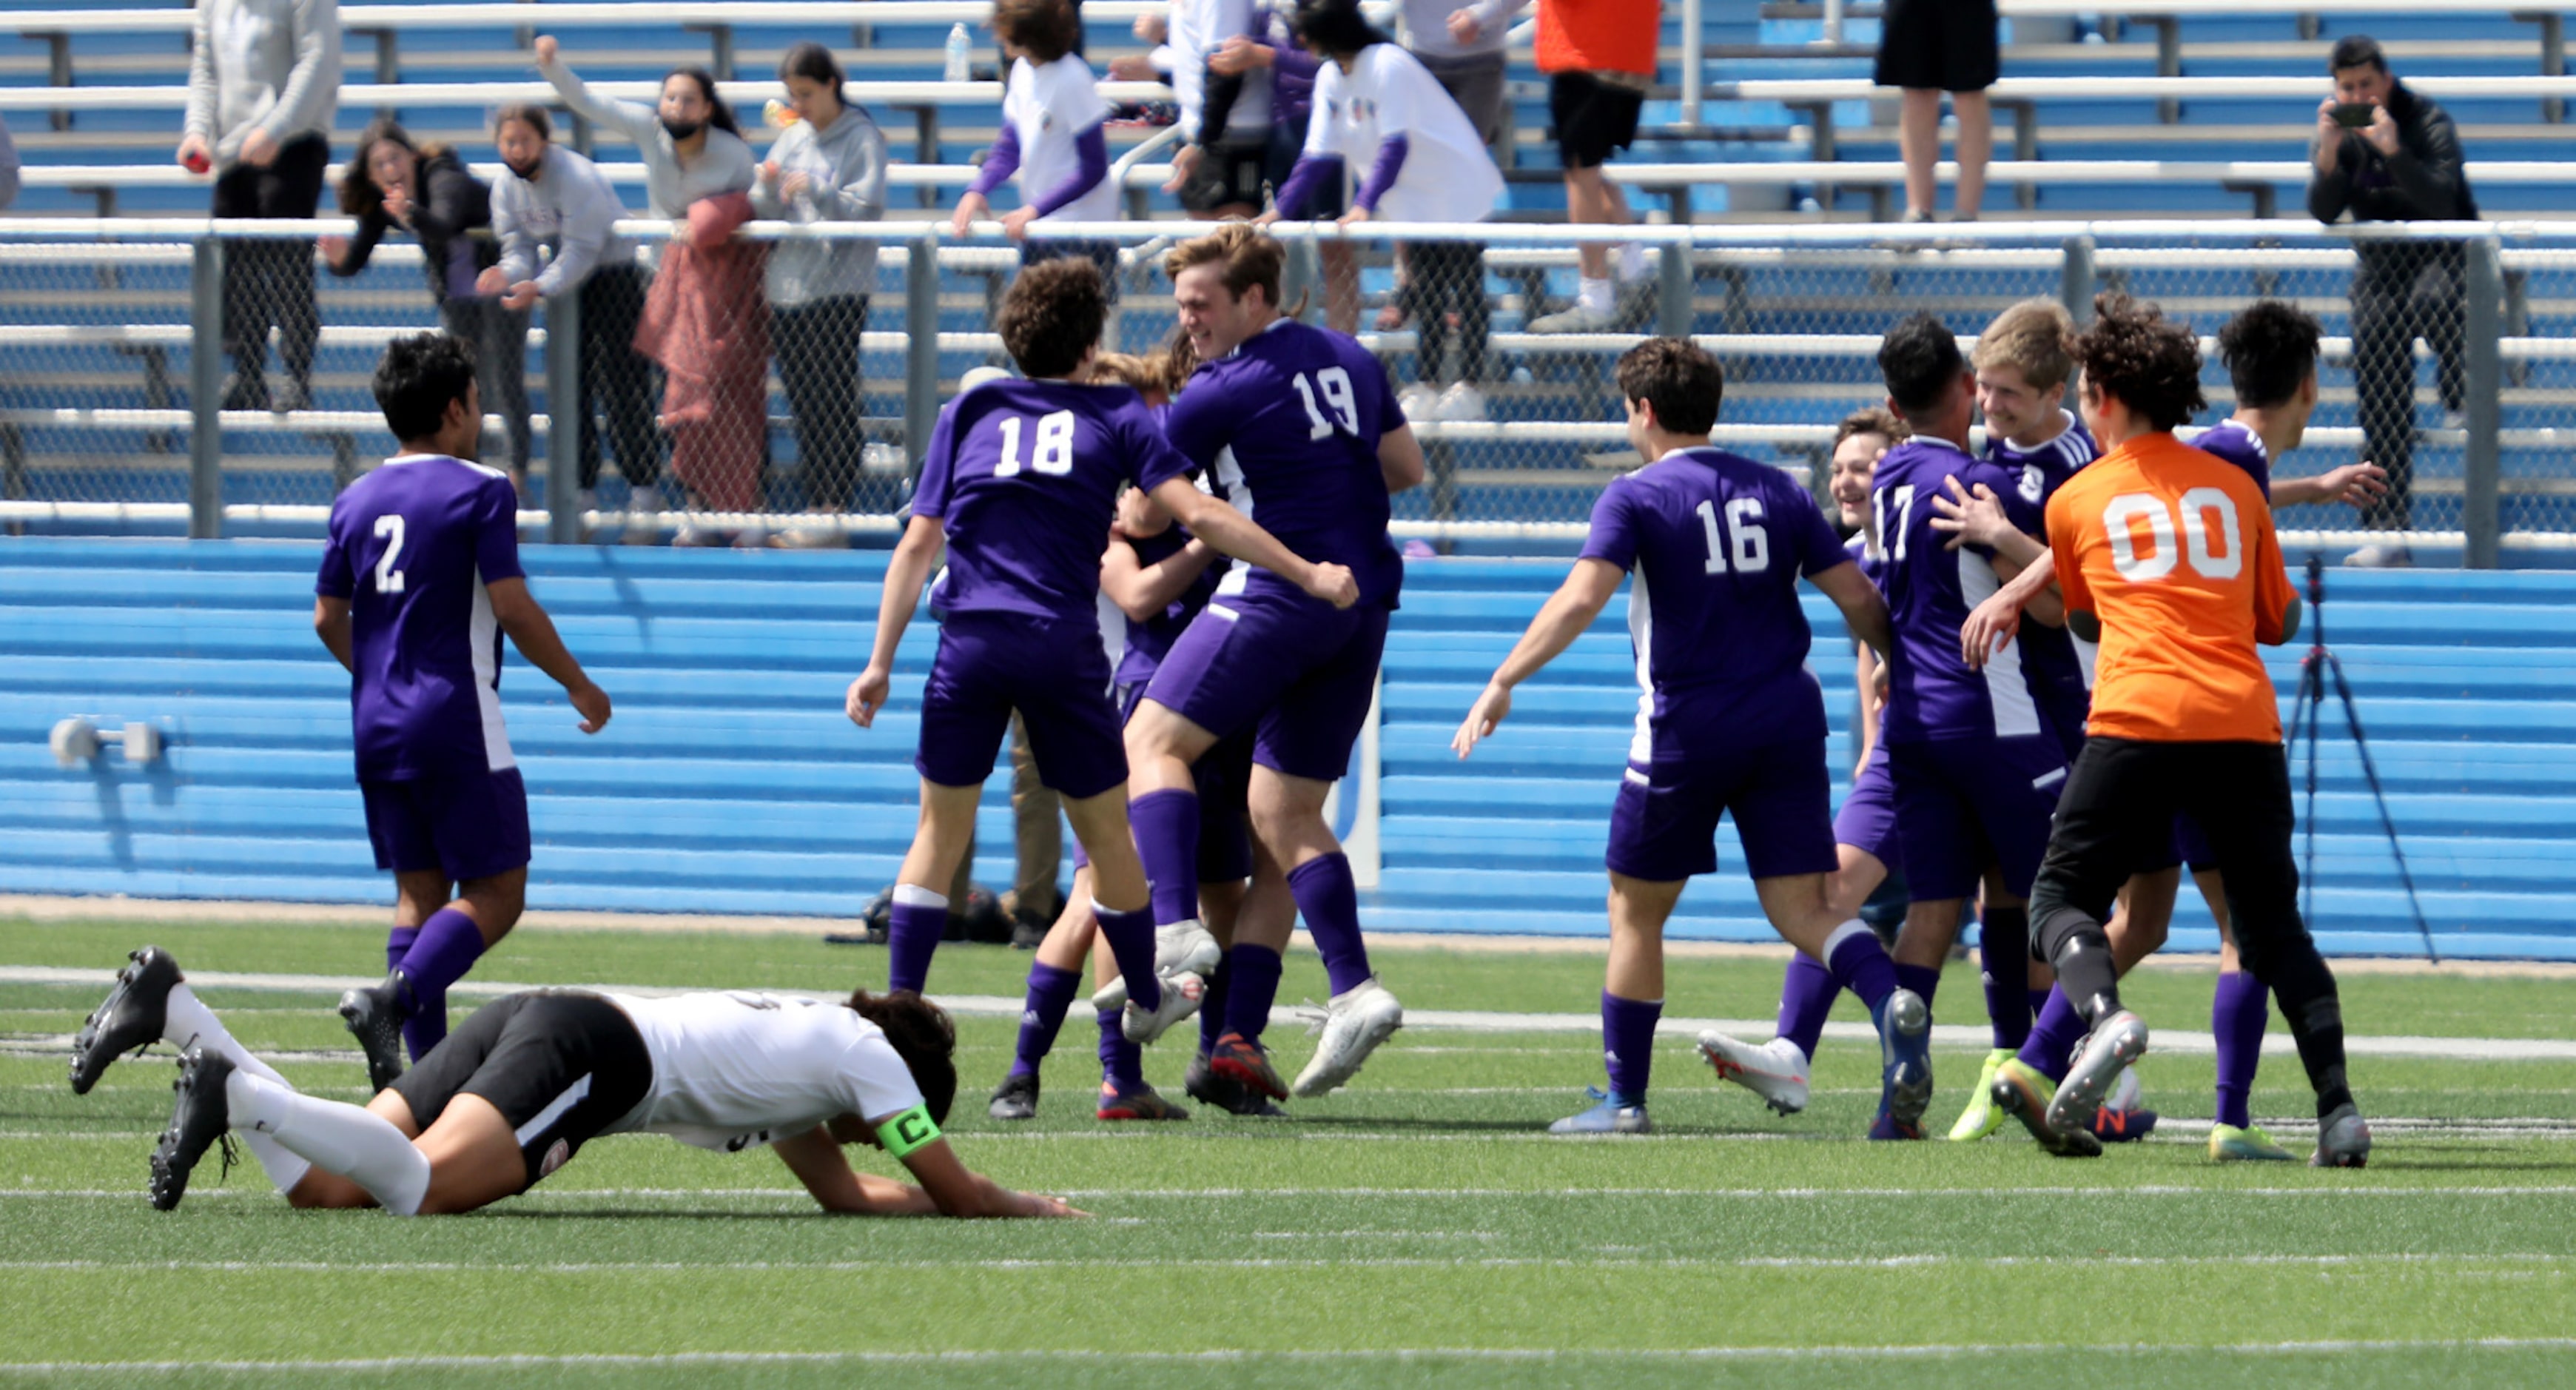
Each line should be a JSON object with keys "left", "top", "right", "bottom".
{"left": 180, "top": 0, "right": 342, "bottom": 414}
{"left": 324, "top": 119, "right": 534, "bottom": 493}
{"left": 753, "top": 42, "right": 891, "bottom": 540}
{"left": 541, "top": 38, "right": 769, "bottom": 544}
{"left": 2306, "top": 33, "right": 2476, "bottom": 568}
{"left": 477, "top": 105, "right": 661, "bottom": 539}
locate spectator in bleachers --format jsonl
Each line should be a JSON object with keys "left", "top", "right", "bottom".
{"left": 952, "top": 0, "right": 1123, "bottom": 294}
{"left": 1160, "top": 0, "right": 1275, "bottom": 221}
{"left": 1277, "top": 0, "right": 1504, "bottom": 421}
{"left": 539, "top": 39, "right": 770, "bottom": 543}
{"left": 1524, "top": 0, "right": 1657, "bottom": 332}
{"left": 753, "top": 43, "right": 890, "bottom": 541}
{"left": 1410, "top": 0, "right": 1523, "bottom": 156}
{"left": 1209, "top": 16, "right": 1362, "bottom": 333}
{"left": 479, "top": 105, "right": 662, "bottom": 538}
{"left": 322, "top": 121, "right": 534, "bottom": 494}
{"left": 181, "top": 0, "right": 342, "bottom": 414}
{"left": 1877, "top": 0, "right": 1995, "bottom": 223}
{"left": 2306, "top": 34, "right": 2475, "bottom": 567}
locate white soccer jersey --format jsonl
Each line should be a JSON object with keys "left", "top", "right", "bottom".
{"left": 1302, "top": 43, "right": 1502, "bottom": 224}
{"left": 605, "top": 992, "right": 927, "bottom": 1153}
{"left": 1003, "top": 54, "right": 1119, "bottom": 229}
{"left": 1169, "top": 0, "right": 1271, "bottom": 142}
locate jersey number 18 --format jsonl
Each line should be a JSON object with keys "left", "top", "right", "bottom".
{"left": 995, "top": 411, "right": 1077, "bottom": 477}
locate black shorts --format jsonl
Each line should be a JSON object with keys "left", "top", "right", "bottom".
{"left": 387, "top": 990, "right": 653, "bottom": 1192}
{"left": 1874, "top": 0, "right": 1999, "bottom": 93}
{"left": 1181, "top": 138, "right": 1270, "bottom": 213}
{"left": 1269, "top": 118, "right": 1344, "bottom": 218}
{"left": 1550, "top": 71, "right": 1646, "bottom": 171}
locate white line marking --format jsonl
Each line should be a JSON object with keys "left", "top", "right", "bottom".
{"left": 8, "top": 966, "right": 2572, "bottom": 1061}
{"left": 0, "top": 1252, "right": 2560, "bottom": 1274}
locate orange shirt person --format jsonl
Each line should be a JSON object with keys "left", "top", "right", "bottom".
{"left": 1990, "top": 294, "right": 2371, "bottom": 1171}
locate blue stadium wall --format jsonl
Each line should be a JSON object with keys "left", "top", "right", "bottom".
{"left": 6, "top": 537, "right": 2575, "bottom": 959}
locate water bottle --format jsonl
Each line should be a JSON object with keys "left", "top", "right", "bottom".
{"left": 945, "top": 24, "right": 972, "bottom": 83}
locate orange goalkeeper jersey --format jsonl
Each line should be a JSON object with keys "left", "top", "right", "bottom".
{"left": 2045, "top": 431, "right": 2296, "bottom": 745}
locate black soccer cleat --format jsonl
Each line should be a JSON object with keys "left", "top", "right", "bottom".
{"left": 989, "top": 1071, "right": 1040, "bottom": 1121}
{"left": 149, "top": 1047, "right": 235, "bottom": 1212}
{"left": 337, "top": 971, "right": 411, "bottom": 1094}
{"left": 1186, "top": 1050, "right": 1287, "bottom": 1118}
{"left": 71, "top": 946, "right": 184, "bottom": 1095}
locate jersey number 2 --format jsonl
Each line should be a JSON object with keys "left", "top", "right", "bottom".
{"left": 371, "top": 514, "right": 407, "bottom": 594}
{"left": 2104, "top": 488, "right": 2242, "bottom": 581}
{"left": 1291, "top": 368, "right": 1359, "bottom": 440}
{"left": 1697, "top": 498, "right": 1770, "bottom": 574}
{"left": 995, "top": 411, "right": 1076, "bottom": 477}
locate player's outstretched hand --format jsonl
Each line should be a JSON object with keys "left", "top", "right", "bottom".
{"left": 1452, "top": 682, "right": 1513, "bottom": 759}
{"left": 2325, "top": 460, "right": 2391, "bottom": 508}
{"left": 846, "top": 667, "right": 892, "bottom": 728}
{"left": 569, "top": 681, "right": 612, "bottom": 733}
{"left": 1020, "top": 1192, "right": 1089, "bottom": 1218}
{"left": 1959, "top": 588, "right": 2023, "bottom": 670}
{"left": 1928, "top": 476, "right": 2010, "bottom": 551}
{"left": 1303, "top": 562, "right": 1359, "bottom": 609}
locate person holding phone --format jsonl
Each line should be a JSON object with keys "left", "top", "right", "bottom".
{"left": 2306, "top": 34, "right": 2476, "bottom": 568}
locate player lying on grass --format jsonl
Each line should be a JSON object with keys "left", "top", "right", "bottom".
{"left": 1946, "top": 300, "right": 2387, "bottom": 1162}
{"left": 1453, "top": 338, "right": 1930, "bottom": 1135}
{"left": 1972, "top": 293, "right": 2371, "bottom": 1167}
{"left": 71, "top": 947, "right": 1080, "bottom": 1217}
{"left": 315, "top": 332, "right": 612, "bottom": 1096}
{"left": 845, "top": 258, "right": 1356, "bottom": 1045}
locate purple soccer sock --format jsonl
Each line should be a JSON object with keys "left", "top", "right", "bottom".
{"left": 1092, "top": 900, "right": 1163, "bottom": 1013}
{"left": 1983, "top": 952, "right": 2033, "bottom": 1051}
{"left": 1602, "top": 992, "right": 1662, "bottom": 1102}
{"left": 1008, "top": 962, "right": 1083, "bottom": 1081}
{"left": 1129, "top": 790, "right": 1202, "bottom": 927}
{"left": 394, "top": 907, "right": 487, "bottom": 1061}
{"left": 1287, "top": 853, "right": 1373, "bottom": 996}
{"left": 1097, "top": 1009, "right": 1143, "bottom": 1089}
{"left": 2029, "top": 988, "right": 2054, "bottom": 1029}
{"left": 1198, "top": 954, "right": 1233, "bottom": 1056}
{"left": 1224, "top": 944, "right": 1284, "bottom": 1043}
{"left": 385, "top": 925, "right": 419, "bottom": 976}
{"left": 1824, "top": 922, "right": 1900, "bottom": 1012}
{"left": 1775, "top": 952, "right": 1842, "bottom": 1061}
{"left": 2019, "top": 986, "right": 2089, "bottom": 1084}
{"left": 884, "top": 887, "right": 947, "bottom": 995}
{"left": 2211, "top": 970, "right": 2271, "bottom": 1130}
{"left": 1894, "top": 962, "right": 1942, "bottom": 1011}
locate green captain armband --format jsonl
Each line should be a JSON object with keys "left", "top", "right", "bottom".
{"left": 878, "top": 1104, "right": 942, "bottom": 1159}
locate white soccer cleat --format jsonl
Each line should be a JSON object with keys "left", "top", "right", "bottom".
{"left": 1156, "top": 919, "right": 1223, "bottom": 981}
{"left": 2047, "top": 1010, "right": 2149, "bottom": 1135}
{"left": 1120, "top": 970, "right": 1205, "bottom": 1045}
{"left": 1290, "top": 976, "right": 1404, "bottom": 1097}
{"left": 1696, "top": 1032, "right": 1812, "bottom": 1116}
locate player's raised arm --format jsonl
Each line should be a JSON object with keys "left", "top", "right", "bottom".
{"left": 1452, "top": 557, "right": 1623, "bottom": 758}
{"left": 847, "top": 512, "right": 946, "bottom": 727}
{"left": 1143, "top": 477, "right": 1357, "bottom": 608}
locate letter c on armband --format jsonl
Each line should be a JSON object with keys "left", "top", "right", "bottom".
{"left": 878, "top": 1104, "right": 942, "bottom": 1159}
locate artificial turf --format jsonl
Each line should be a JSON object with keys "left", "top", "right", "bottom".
{"left": 2, "top": 916, "right": 2572, "bottom": 1387}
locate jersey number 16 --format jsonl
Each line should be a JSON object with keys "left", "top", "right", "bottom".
{"left": 1697, "top": 497, "right": 1770, "bottom": 575}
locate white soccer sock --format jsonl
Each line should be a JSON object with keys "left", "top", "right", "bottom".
{"left": 226, "top": 1070, "right": 430, "bottom": 1215}
{"left": 1578, "top": 276, "right": 1614, "bottom": 315}
{"left": 161, "top": 982, "right": 288, "bottom": 1087}
{"left": 1617, "top": 241, "right": 1649, "bottom": 283}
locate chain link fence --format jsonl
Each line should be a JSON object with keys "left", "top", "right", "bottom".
{"left": 0, "top": 218, "right": 2555, "bottom": 560}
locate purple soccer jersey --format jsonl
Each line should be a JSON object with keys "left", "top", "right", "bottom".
{"left": 316, "top": 454, "right": 526, "bottom": 780}
{"left": 1580, "top": 447, "right": 1851, "bottom": 762}
{"left": 1111, "top": 523, "right": 1226, "bottom": 689}
{"left": 1985, "top": 413, "right": 2100, "bottom": 758}
{"left": 1871, "top": 437, "right": 2057, "bottom": 745}
{"left": 2193, "top": 418, "right": 2276, "bottom": 498}
{"left": 910, "top": 378, "right": 1189, "bottom": 623}
{"left": 1149, "top": 318, "right": 1406, "bottom": 608}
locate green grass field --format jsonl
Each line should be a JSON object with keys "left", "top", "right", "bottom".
{"left": 4, "top": 915, "right": 2574, "bottom": 1387}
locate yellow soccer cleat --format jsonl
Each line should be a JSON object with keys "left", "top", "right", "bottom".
{"left": 1946, "top": 1047, "right": 2015, "bottom": 1141}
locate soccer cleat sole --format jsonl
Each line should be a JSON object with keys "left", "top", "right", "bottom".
{"left": 2046, "top": 1012, "right": 2148, "bottom": 1135}
{"left": 149, "top": 1047, "right": 235, "bottom": 1212}
{"left": 1209, "top": 1042, "right": 1290, "bottom": 1102}
{"left": 71, "top": 946, "right": 182, "bottom": 1095}
{"left": 1878, "top": 988, "right": 1934, "bottom": 1128}
{"left": 1991, "top": 1061, "right": 2102, "bottom": 1159}
{"left": 1291, "top": 986, "right": 1405, "bottom": 1098}
{"left": 1119, "top": 973, "right": 1205, "bottom": 1046}
{"left": 337, "top": 980, "right": 409, "bottom": 1094}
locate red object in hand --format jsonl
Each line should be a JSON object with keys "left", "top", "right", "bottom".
{"left": 183, "top": 149, "right": 212, "bottom": 175}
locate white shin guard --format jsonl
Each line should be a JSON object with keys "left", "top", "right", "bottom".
{"left": 225, "top": 1070, "right": 431, "bottom": 1215}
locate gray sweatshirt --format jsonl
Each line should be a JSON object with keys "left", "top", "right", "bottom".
{"left": 492, "top": 145, "right": 635, "bottom": 298}
{"left": 750, "top": 104, "right": 890, "bottom": 307}
{"left": 184, "top": 0, "right": 342, "bottom": 168}
{"left": 1398, "top": 0, "right": 1529, "bottom": 61}
{"left": 540, "top": 59, "right": 757, "bottom": 221}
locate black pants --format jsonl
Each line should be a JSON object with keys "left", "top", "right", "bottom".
{"left": 211, "top": 133, "right": 329, "bottom": 387}
{"left": 442, "top": 295, "right": 534, "bottom": 475}
{"left": 575, "top": 263, "right": 662, "bottom": 493}
{"left": 774, "top": 295, "right": 871, "bottom": 511}
{"left": 1405, "top": 239, "right": 1488, "bottom": 387}
{"left": 2028, "top": 736, "right": 2353, "bottom": 1115}
{"left": 2350, "top": 241, "right": 2466, "bottom": 532}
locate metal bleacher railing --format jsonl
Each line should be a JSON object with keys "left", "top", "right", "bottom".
{"left": 2, "top": 216, "right": 2569, "bottom": 567}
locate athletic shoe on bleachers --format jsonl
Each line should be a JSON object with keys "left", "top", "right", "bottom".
{"left": 272, "top": 378, "right": 310, "bottom": 414}
{"left": 1695, "top": 1031, "right": 1810, "bottom": 1115}
{"left": 149, "top": 1047, "right": 235, "bottom": 1212}
{"left": 1434, "top": 382, "right": 1487, "bottom": 422}
{"left": 1398, "top": 382, "right": 1441, "bottom": 422}
{"left": 1524, "top": 303, "right": 1620, "bottom": 335}
{"left": 1291, "top": 976, "right": 1404, "bottom": 1096}
{"left": 71, "top": 946, "right": 182, "bottom": 1095}
{"left": 1548, "top": 1087, "right": 1650, "bottom": 1135}
{"left": 219, "top": 371, "right": 268, "bottom": 413}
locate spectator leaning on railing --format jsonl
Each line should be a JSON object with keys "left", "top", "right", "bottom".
{"left": 323, "top": 119, "right": 535, "bottom": 495}
{"left": 2306, "top": 33, "right": 2475, "bottom": 568}
{"left": 540, "top": 37, "right": 770, "bottom": 544}
{"left": 954, "top": 0, "right": 1123, "bottom": 293}
{"left": 478, "top": 105, "right": 661, "bottom": 538}
{"left": 181, "top": 0, "right": 342, "bottom": 414}
{"left": 1159, "top": 0, "right": 1274, "bottom": 221}
{"left": 1208, "top": 12, "right": 1361, "bottom": 333}
{"left": 753, "top": 43, "right": 891, "bottom": 540}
